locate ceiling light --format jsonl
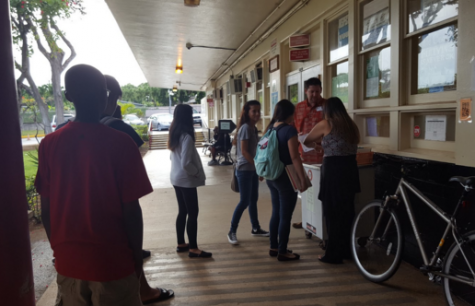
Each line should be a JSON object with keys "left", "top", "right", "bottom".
{"left": 184, "top": 0, "right": 200, "bottom": 7}
{"left": 175, "top": 65, "right": 183, "bottom": 74}
{"left": 172, "top": 85, "right": 178, "bottom": 92}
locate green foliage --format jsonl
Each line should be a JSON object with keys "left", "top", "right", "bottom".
{"left": 131, "top": 124, "right": 149, "bottom": 142}
{"left": 118, "top": 102, "right": 144, "bottom": 117}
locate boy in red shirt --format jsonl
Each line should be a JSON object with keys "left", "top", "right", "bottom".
{"left": 36, "top": 65, "right": 158, "bottom": 305}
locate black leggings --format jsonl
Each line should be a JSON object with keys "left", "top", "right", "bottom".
{"left": 173, "top": 186, "right": 199, "bottom": 249}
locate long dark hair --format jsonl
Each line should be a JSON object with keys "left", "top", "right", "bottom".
{"left": 324, "top": 97, "right": 360, "bottom": 144}
{"left": 265, "top": 99, "right": 295, "bottom": 133}
{"left": 168, "top": 104, "right": 195, "bottom": 151}
{"left": 233, "top": 100, "right": 261, "bottom": 145}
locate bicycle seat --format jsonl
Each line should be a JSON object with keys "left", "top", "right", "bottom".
{"left": 449, "top": 176, "right": 475, "bottom": 189}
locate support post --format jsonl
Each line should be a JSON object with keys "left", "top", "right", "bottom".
{"left": 0, "top": 1, "right": 36, "bottom": 305}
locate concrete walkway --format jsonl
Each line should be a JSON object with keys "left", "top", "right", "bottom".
{"left": 37, "top": 148, "right": 459, "bottom": 306}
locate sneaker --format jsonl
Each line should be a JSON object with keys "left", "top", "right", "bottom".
{"left": 227, "top": 232, "right": 239, "bottom": 245}
{"left": 251, "top": 228, "right": 270, "bottom": 237}
{"left": 208, "top": 160, "right": 219, "bottom": 166}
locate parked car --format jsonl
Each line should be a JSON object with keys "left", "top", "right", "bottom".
{"left": 192, "top": 108, "right": 202, "bottom": 126}
{"left": 148, "top": 113, "right": 173, "bottom": 131}
{"left": 123, "top": 114, "right": 145, "bottom": 126}
{"left": 51, "top": 114, "right": 74, "bottom": 132}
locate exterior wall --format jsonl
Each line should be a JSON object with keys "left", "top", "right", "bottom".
{"left": 208, "top": 0, "right": 475, "bottom": 169}
{"left": 203, "top": 0, "right": 475, "bottom": 268}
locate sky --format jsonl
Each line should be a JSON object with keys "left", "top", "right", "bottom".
{"left": 13, "top": 0, "right": 147, "bottom": 87}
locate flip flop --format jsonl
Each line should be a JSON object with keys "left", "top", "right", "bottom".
{"left": 142, "top": 288, "right": 175, "bottom": 305}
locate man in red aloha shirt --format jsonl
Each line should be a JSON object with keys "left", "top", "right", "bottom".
{"left": 292, "top": 77, "right": 326, "bottom": 230}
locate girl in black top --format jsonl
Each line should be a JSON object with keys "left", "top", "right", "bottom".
{"left": 265, "top": 99, "right": 310, "bottom": 261}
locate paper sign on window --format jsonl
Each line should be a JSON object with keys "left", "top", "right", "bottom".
{"left": 425, "top": 115, "right": 447, "bottom": 141}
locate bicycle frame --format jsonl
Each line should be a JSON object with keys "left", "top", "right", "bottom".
{"left": 378, "top": 177, "right": 475, "bottom": 286}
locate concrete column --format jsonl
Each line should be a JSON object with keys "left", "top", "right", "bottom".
{"left": 0, "top": 1, "right": 36, "bottom": 305}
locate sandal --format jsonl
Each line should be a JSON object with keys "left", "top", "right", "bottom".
{"left": 142, "top": 288, "right": 174, "bottom": 305}
{"left": 269, "top": 249, "right": 292, "bottom": 257}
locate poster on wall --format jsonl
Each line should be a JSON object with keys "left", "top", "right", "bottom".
{"left": 366, "top": 55, "right": 380, "bottom": 98}
{"left": 271, "top": 92, "right": 279, "bottom": 113}
{"left": 425, "top": 115, "right": 447, "bottom": 141}
{"left": 460, "top": 98, "right": 472, "bottom": 122}
{"left": 338, "top": 15, "right": 349, "bottom": 48}
{"left": 362, "top": 0, "right": 389, "bottom": 48}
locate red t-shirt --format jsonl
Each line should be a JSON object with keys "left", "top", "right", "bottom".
{"left": 293, "top": 99, "right": 325, "bottom": 164}
{"left": 35, "top": 121, "right": 153, "bottom": 282}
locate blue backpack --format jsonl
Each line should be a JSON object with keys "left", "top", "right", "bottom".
{"left": 254, "top": 124, "right": 286, "bottom": 180}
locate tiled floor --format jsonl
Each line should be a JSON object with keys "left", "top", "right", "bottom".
{"left": 37, "top": 148, "right": 467, "bottom": 306}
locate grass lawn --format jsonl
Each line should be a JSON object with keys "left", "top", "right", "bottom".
{"left": 23, "top": 150, "right": 38, "bottom": 177}
{"left": 22, "top": 130, "right": 45, "bottom": 137}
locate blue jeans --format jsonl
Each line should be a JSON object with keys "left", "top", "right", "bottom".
{"left": 230, "top": 170, "right": 260, "bottom": 233}
{"left": 266, "top": 173, "right": 298, "bottom": 254}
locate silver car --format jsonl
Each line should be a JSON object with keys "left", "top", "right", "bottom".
{"left": 51, "top": 114, "right": 75, "bottom": 132}
{"left": 148, "top": 113, "right": 173, "bottom": 131}
{"left": 123, "top": 114, "right": 145, "bottom": 126}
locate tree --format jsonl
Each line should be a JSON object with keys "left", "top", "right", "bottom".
{"left": 120, "top": 83, "right": 205, "bottom": 107}
{"left": 11, "top": 1, "right": 51, "bottom": 133}
{"left": 11, "top": 0, "right": 85, "bottom": 132}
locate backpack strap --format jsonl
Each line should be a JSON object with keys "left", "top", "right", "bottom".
{"left": 100, "top": 116, "right": 121, "bottom": 127}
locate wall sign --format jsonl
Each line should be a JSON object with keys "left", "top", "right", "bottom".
{"left": 290, "top": 49, "right": 310, "bottom": 62}
{"left": 289, "top": 34, "right": 310, "bottom": 48}
{"left": 269, "top": 55, "right": 279, "bottom": 73}
{"left": 414, "top": 125, "right": 421, "bottom": 138}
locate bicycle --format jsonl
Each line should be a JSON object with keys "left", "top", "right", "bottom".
{"left": 351, "top": 163, "right": 475, "bottom": 306}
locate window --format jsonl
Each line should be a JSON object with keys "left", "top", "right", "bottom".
{"left": 330, "top": 61, "right": 349, "bottom": 104}
{"left": 407, "top": 0, "right": 458, "bottom": 34}
{"left": 365, "top": 115, "right": 390, "bottom": 137}
{"left": 288, "top": 84, "right": 299, "bottom": 104}
{"left": 364, "top": 47, "right": 391, "bottom": 99}
{"left": 410, "top": 25, "right": 457, "bottom": 95}
{"left": 329, "top": 13, "right": 349, "bottom": 62}
{"left": 361, "top": 0, "right": 391, "bottom": 50}
{"left": 406, "top": 0, "right": 458, "bottom": 102}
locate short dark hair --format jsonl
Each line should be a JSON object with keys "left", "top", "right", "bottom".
{"left": 104, "top": 75, "right": 122, "bottom": 97}
{"left": 305, "top": 77, "right": 322, "bottom": 90}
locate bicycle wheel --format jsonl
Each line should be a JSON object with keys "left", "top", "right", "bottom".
{"left": 351, "top": 200, "right": 404, "bottom": 283}
{"left": 443, "top": 231, "right": 475, "bottom": 306}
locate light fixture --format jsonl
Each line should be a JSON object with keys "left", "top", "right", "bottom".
{"left": 172, "top": 85, "right": 178, "bottom": 92}
{"left": 175, "top": 64, "right": 183, "bottom": 74}
{"left": 186, "top": 42, "right": 236, "bottom": 51}
{"left": 184, "top": 0, "right": 200, "bottom": 7}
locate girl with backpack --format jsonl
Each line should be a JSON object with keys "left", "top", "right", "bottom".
{"left": 304, "top": 97, "right": 360, "bottom": 264}
{"left": 265, "top": 99, "right": 310, "bottom": 261}
{"left": 169, "top": 104, "right": 212, "bottom": 258}
{"left": 227, "top": 100, "right": 270, "bottom": 245}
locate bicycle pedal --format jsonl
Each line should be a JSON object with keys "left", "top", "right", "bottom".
{"left": 420, "top": 265, "right": 442, "bottom": 273}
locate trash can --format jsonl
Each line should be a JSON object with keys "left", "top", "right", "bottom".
{"left": 300, "top": 163, "right": 375, "bottom": 240}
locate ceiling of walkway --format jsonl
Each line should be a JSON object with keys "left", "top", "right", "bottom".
{"left": 105, "top": 0, "right": 302, "bottom": 91}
